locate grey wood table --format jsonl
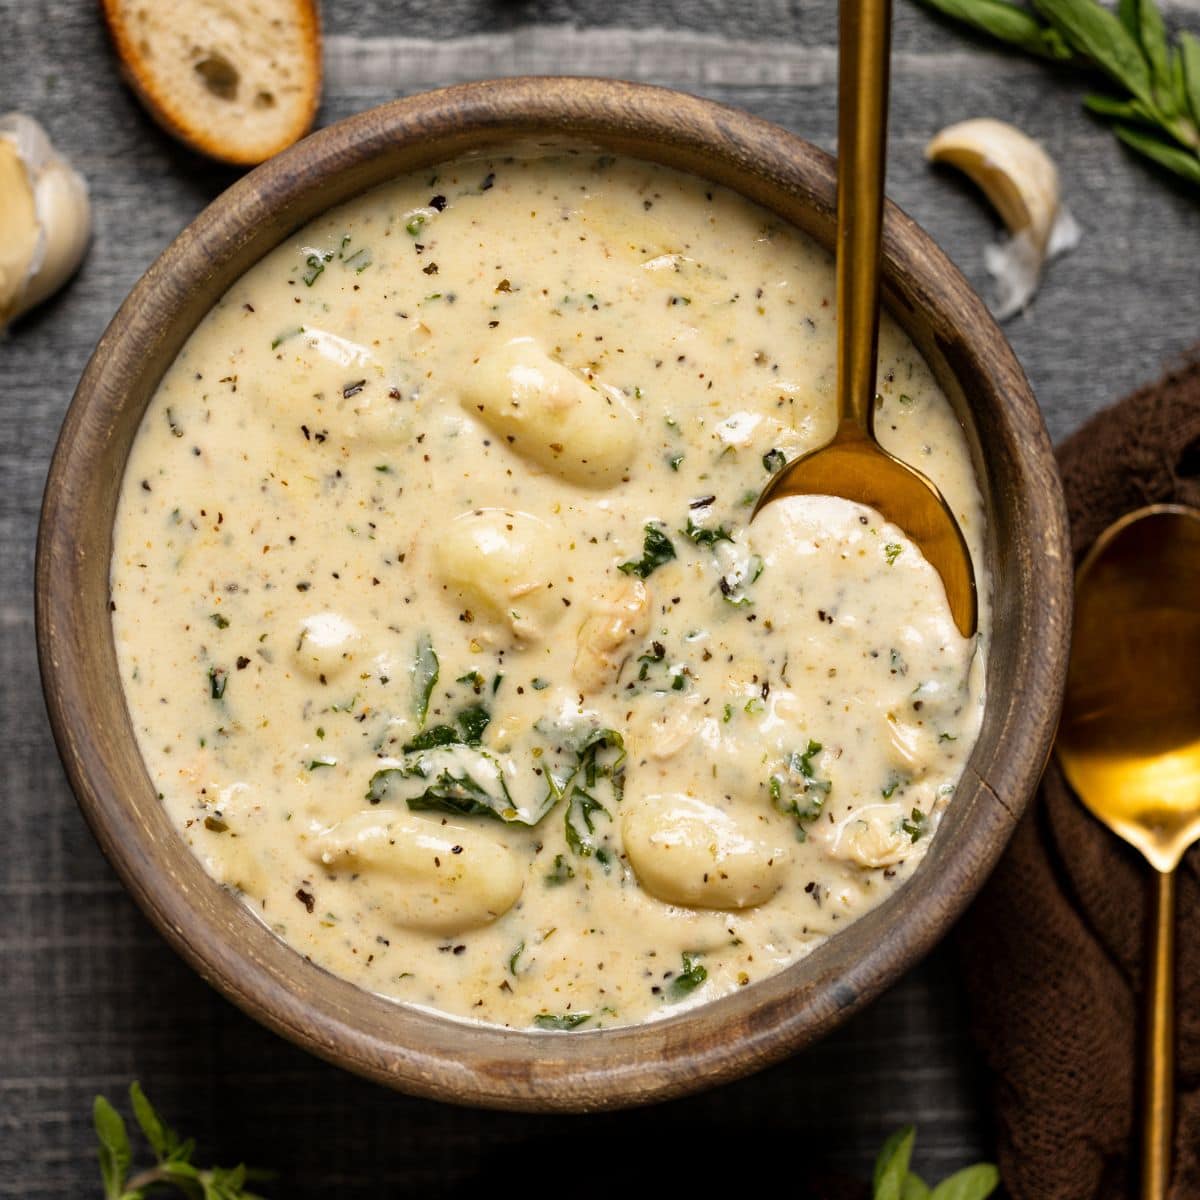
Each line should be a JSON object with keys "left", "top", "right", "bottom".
{"left": 3, "top": 2, "right": 1197, "bottom": 1195}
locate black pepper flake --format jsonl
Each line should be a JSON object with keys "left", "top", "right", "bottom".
{"left": 301, "top": 424, "right": 311, "bottom": 440}
{"left": 343, "top": 380, "right": 366, "bottom": 399}
{"left": 295, "top": 888, "right": 315, "bottom": 913}
{"left": 429, "top": 194, "right": 447, "bottom": 211}
{"left": 236, "top": 656, "right": 251, "bottom": 670}
{"left": 451, "top": 845, "right": 463, "bottom": 854}
{"left": 488, "top": 320, "right": 499, "bottom": 328}
{"left": 453, "top": 944, "right": 466, "bottom": 954}
{"left": 296, "top": 581, "right": 311, "bottom": 592}
{"left": 423, "top": 262, "right": 439, "bottom": 275}
{"left": 480, "top": 172, "right": 495, "bottom": 191}
{"left": 140, "top": 480, "right": 151, "bottom": 492}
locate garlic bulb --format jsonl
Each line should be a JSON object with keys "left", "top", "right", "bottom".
{"left": 926, "top": 117, "right": 1079, "bottom": 321}
{"left": 0, "top": 113, "right": 91, "bottom": 329}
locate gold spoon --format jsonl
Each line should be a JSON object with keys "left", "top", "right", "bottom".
{"left": 753, "top": 0, "right": 977, "bottom": 637}
{"left": 1056, "top": 503, "right": 1200, "bottom": 1200}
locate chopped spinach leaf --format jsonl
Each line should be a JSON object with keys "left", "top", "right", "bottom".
{"left": 885, "top": 542, "right": 903, "bottom": 565}
{"left": 769, "top": 739, "right": 832, "bottom": 840}
{"left": 533, "top": 1012, "right": 591, "bottom": 1031}
{"left": 763, "top": 447, "right": 787, "bottom": 473}
{"left": 456, "top": 704, "right": 491, "bottom": 745}
{"left": 545, "top": 854, "right": 576, "bottom": 886}
{"left": 618, "top": 523, "right": 676, "bottom": 579}
{"left": 411, "top": 633, "right": 438, "bottom": 726}
{"left": 565, "top": 789, "right": 611, "bottom": 857}
{"left": 681, "top": 515, "right": 734, "bottom": 546}
{"left": 302, "top": 252, "right": 331, "bottom": 286}
{"left": 402, "top": 724, "right": 459, "bottom": 752}
{"left": 508, "top": 941, "right": 525, "bottom": 976}
{"left": 901, "top": 809, "right": 929, "bottom": 843}
{"left": 669, "top": 951, "right": 708, "bottom": 999}
{"left": 367, "top": 748, "right": 518, "bottom": 822}
{"left": 457, "top": 670, "right": 485, "bottom": 694}
{"left": 208, "top": 666, "right": 227, "bottom": 700}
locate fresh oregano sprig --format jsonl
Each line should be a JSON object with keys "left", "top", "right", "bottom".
{"left": 872, "top": 1126, "right": 1000, "bottom": 1200}
{"left": 93, "top": 1082, "right": 272, "bottom": 1200}
{"left": 913, "top": 0, "right": 1200, "bottom": 187}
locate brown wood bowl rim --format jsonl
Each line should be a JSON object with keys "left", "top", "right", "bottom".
{"left": 36, "top": 77, "right": 1071, "bottom": 1112}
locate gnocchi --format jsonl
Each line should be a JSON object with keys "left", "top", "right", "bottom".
{"left": 622, "top": 794, "right": 791, "bottom": 910}
{"left": 458, "top": 338, "right": 639, "bottom": 487}
{"left": 434, "top": 508, "right": 569, "bottom": 641}
{"left": 307, "top": 809, "right": 524, "bottom": 935}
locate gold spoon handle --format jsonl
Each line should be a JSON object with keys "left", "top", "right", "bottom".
{"left": 1142, "top": 866, "right": 1176, "bottom": 1199}
{"left": 836, "top": 0, "right": 892, "bottom": 439}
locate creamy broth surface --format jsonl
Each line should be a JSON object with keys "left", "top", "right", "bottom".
{"left": 111, "top": 148, "right": 988, "bottom": 1029}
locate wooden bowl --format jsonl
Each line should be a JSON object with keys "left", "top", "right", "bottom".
{"left": 36, "top": 77, "right": 1071, "bottom": 1111}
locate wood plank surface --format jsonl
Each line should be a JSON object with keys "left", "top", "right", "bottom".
{"left": 2, "top": 1, "right": 1197, "bottom": 1194}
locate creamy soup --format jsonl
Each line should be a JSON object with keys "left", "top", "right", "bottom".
{"left": 111, "top": 147, "right": 988, "bottom": 1030}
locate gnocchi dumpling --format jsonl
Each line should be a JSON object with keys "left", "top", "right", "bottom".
{"left": 459, "top": 337, "right": 639, "bottom": 486}
{"left": 291, "top": 611, "right": 362, "bottom": 681}
{"left": 307, "top": 809, "right": 523, "bottom": 935}
{"left": 622, "top": 793, "right": 790, "bottom": 910}
{"left": 434, "top": 508, "right": 568, "bottom": 641}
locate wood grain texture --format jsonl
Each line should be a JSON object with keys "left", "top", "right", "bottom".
{"left": 36, "top": 76, "right": 1069, "bottom": 1113}
{"left": 2, "top": 1, "right": 1196, "bottom": 1193}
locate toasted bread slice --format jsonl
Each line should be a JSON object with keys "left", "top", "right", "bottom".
{"left": 101, "top": 0, "right": 321, "bottom": 166}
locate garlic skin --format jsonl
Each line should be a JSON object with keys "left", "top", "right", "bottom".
{"left": 926, "top": 117, "right": 1079, "bottom": 320}
{"left": 0, "top": 113, "right": 91, "bottom": 329}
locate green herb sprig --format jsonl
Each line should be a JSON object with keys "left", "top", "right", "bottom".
{"left": 94, "top": 1083, "right": 272, "bottom": 1200}
{"left": 872, "top": 1126, "right": 999, "bottom": 1200}
{"left": 914, "top": 0, "right": 1200, "bottom": 187}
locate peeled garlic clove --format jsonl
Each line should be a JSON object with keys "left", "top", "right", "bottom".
{"left": 0, "top": 113, "right": 91, "bottom": 329}
{"left": 926, "top": 117, "right": 1079, "bottom": 320}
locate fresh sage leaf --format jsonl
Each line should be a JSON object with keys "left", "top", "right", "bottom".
{"left": 919, "top": 0, "right": 1200, "bottom": 193}
{"left": 902, "top": 1174, "right": 933, "bottom": 1200}
{"left": 1181, "top": 32, "right": 1200, "bottom": 126}
{"left": 1083, "top": 91, "right": 1157, "bottom": 124}
{"left": 1130, "top": 0, "right": 1172, "bottom": 106}
{"left": 94, "top": 1096, "right": 132, "bottom": 1200}
{"left": 929, "top": 1163, "right": 1001, "bottom": 1200}
{"left": 919, "top": 0, "right": 1071, "bottom": 58}
{"left": 1114, "top": 122, "right": 1200, "bottom": 183}
{"left": 129, "top": 1082, "right": 171, "bottom": 1160}
{"left": 1033, "top": 0, "right": 1155, "bottom": 106}
{"left": 873, "top": 1125, "right": 916, "bottom": 1200}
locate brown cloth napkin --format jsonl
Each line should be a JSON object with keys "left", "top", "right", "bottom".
{"left": 960, "top": 352, "right": 1200, "bottom": 1199}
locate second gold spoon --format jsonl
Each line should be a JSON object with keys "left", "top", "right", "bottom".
{"left": 1056, "top": 503, "right": 1200, "bottom": 1199}
{"left": 753, "top": 0, "right": 977, "bottom": 637}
